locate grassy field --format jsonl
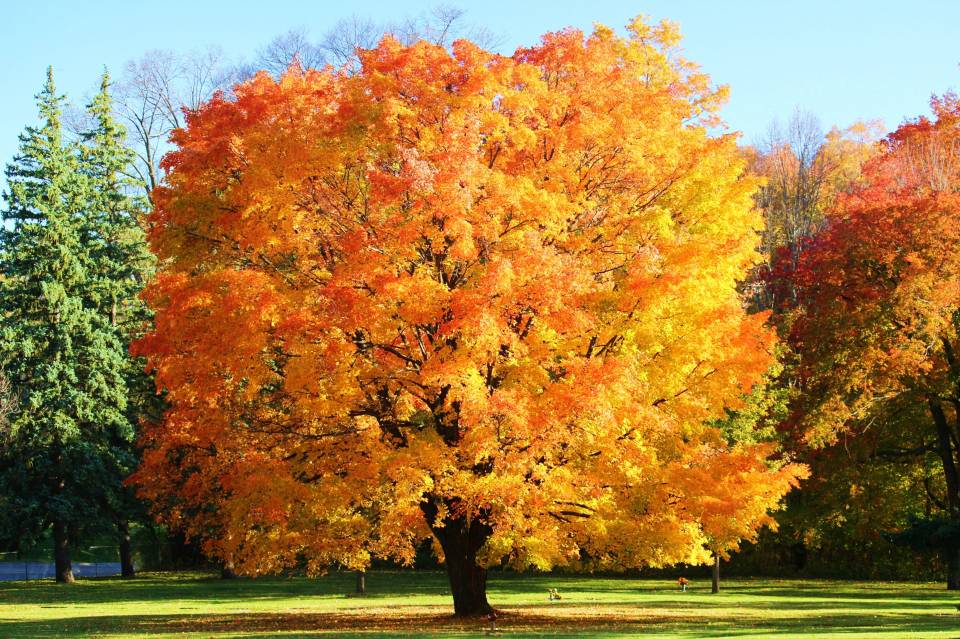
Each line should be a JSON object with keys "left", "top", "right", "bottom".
{"left": 2, "top": 570, "right": 960, "bottom": 638}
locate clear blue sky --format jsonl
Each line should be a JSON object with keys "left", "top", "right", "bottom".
{"left": 2, "top": 0, "right": 959, "bottom": 173}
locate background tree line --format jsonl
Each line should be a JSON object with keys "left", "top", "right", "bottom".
{"left": 742, "top": 106, "right": 960, "bottom": 584}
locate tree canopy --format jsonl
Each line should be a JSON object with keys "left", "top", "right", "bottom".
{"left": 786, "top": 93, "right": 960, "bottom": 587}
{"left": 132, "top": 19, "right": 804, "bottom": 614}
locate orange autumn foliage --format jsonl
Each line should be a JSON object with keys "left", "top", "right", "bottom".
{"left": 132, "top": 18, "right": 804, "bottom": 609}
{"left": 784, "top": 95, "right": 960, "bottom": 589}
{"left": 790, "top": 95, "right": 960, "bottom": 447}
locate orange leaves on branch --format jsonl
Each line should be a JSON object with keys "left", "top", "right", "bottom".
{"left": 133, "top": 17, "right": 801, "bottom": 576}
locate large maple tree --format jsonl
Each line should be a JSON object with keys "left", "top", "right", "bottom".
{"left": 133, "top": 19, "right": 803, "bottom": 615}
{"left": 788, "top": 94, "right": 960, "bottom": 588}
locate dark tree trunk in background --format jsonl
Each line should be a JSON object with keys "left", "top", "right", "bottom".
{"left": 789, "top": 541, "right": 807, "bottom": 572}
{"left": 946, "top": 548, "right": 960, "bottom": 590}
{"left": 355, "top": 570, "right": 366, "bottom": 594}
{"left": 422, "top": 498, "right": 493, "bottom": 616}
{"left": 221, "top": 560, "right": 238, "bottom": 579}
{"left": 711, "top": 554, "right": 720, "bottom": 594}
{"left": 53, "top": 519, "right": 74, "bottom": 584}
{"left": 929, "top": 397, "right": 960, "bottom": 590}
{"left": 118, "top": 520, "right": 135, "bottom": 578}
{"left": 168, "top": 530, "right": 203, "bottom": 569}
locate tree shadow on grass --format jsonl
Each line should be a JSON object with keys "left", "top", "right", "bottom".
{"left": 490, "top": 579, "right": 956, "bottom": 615}
{"left": 733, "top": 586, "right": 952, "bottom": 601}
{"left": 2, "top": 608, "right": 958, "bottom": 639}
{"left": 0, "top": 571, "right": 453, "bottom": 607}
{"left": 4, "top": 574, "right": 958, "bottom": 638}
{"left": 0, "top": 610, "right": 675, "bottom": 638}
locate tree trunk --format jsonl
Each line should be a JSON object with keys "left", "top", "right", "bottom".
{"left": 929, "top": 399, "right": 960, "bottom": 509}
{"left": 53, "top": 519, "right": 74, "bottom": 584}
{"left": 118, "top": 520, "right": 135, "bottom": 578}
{"left": 355, "top": 570, "right": 366, "bottom": 595}
{"left": 439, "top": 527, "right": 491, "bottom": 616}
{"left": 711, "top": 554, "right": 720, "bottom": 594}
{"left": 221, "top": 560, "right": 238, "bottom": 579}
{"left": 929, "top": 397, "right": 960, "bottom": 590}
{"left": 422, "top": 499, "right": 493, "bottom": 616}
{"left": 946, "top": 547, "right": 960, "bottom": 590}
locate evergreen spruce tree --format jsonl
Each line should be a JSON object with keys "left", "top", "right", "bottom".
{"left": 79, "top": 70, "right": 157, "bottom": 578}
{"left": 0, "top": 68, "right": 130, "bottom": 583}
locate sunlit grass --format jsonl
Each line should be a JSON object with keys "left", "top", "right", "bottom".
{"left": 2, "top": 570, "right": 959, "bottom": 637}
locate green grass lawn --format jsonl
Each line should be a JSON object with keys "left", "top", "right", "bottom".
{"left": 2, "top": 570, "right": 960, "bottom": 638}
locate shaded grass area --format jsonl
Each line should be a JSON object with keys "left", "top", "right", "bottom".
{"left": 2, "top": 571, "right": 960, "bottom": 638}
